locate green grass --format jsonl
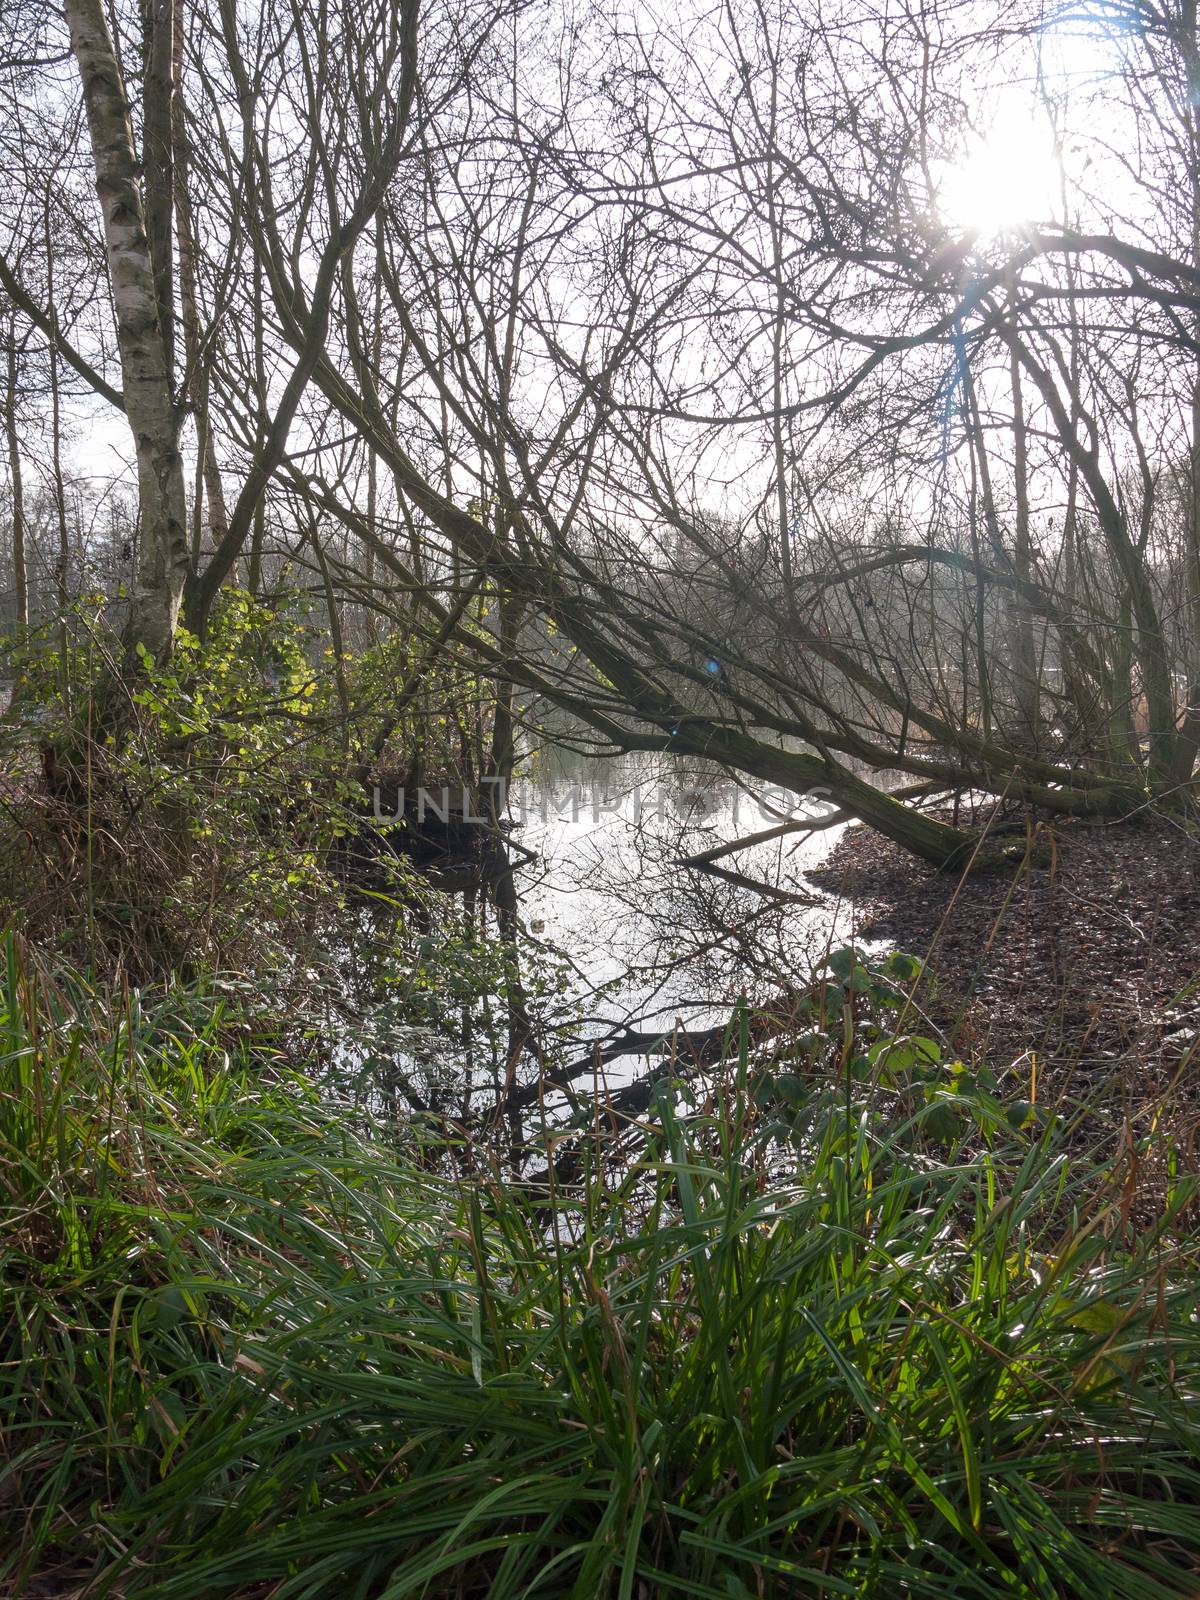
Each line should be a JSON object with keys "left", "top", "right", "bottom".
{"left": 2, "top": 931, "right": 1199, "bottom": 1598}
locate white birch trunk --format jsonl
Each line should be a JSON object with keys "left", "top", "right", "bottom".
{"left": 65, "top": 0, "right": 188, "bottom": 661}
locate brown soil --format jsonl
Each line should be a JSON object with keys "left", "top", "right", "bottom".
{"left": 809, "top": 812, "right": 1200, "bottom": 1114}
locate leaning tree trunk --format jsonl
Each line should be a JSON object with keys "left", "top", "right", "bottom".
{"left": 65, "top": 0, "right": 188, "bottom": 663}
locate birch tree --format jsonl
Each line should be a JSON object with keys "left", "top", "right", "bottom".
{"left": 63, "top": 0, "right": 187, "bottom": 661}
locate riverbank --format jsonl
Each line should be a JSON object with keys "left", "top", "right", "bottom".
{"left": 810, "top": 811, "right": 1200, "bottom": 1109}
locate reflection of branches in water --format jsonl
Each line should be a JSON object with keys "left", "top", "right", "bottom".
{"left": 546, "top": 786, "right": 853, "bottom": 1015}
{"left": 306, "top": 756, "right": 863, "bottom": 1144}
{"left": 315, "top": 877, "right": 585, "bottom": 1131}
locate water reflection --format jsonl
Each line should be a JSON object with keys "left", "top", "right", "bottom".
{"left": 327, "top": 749, "right": 875, "bottom": 1123}
{"left": 512, "top": 751, "right": 861, "bottom": 1074}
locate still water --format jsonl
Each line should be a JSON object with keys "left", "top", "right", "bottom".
{"left": 332, "top": 752, "right": 878, "bottom": 1113}
{"left": 509, "top": 753, "right": 866, "bottom": 1073}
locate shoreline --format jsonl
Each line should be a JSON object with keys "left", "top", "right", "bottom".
{"left": 809, "top": 812, "right": 1200, "bottom": 1104}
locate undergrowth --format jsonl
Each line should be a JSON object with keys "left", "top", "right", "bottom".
{"left": 2, "top": 932, "right": 1199, "bottom": 1598}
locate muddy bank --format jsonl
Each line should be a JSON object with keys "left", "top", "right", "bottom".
{"left": 810, "top": 812, "right": 1200, "bottom": 1105}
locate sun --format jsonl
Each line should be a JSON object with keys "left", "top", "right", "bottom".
{"left": 935, "top": 101, "right": 1061, "bottom": 238}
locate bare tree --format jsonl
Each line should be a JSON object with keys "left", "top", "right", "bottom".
{"left": 6, "top": 0, "right": 1200, "bottom": 867}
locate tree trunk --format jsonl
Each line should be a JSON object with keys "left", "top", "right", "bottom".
{"left": 665, "top": 726, "right": 977, "bottom": 868}
{"left": 1173, "top": 0, "right": 1200, "bottom": 784}
{"left": 140, "top": 0, "right": 174, "bottom": 378}
{"left": 66, "top": 0, "right": 188, "bottom": 663}
{"left": 1006, "top": 328, "right": 1177, "bottom": 785}
{"left": 170, "top": 0, "right": 228, "bottom": 577}
{"left": 3, "top": 329, "right": 28, "bottom": 628}
{"left": 1009, "top": 335, "right": 1039, "bottom": 742}
{"left": 43, "top": 219, "right": 75, "bottom": 710}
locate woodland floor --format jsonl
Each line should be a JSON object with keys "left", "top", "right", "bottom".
{"left": 810, "top": 810, "right": 1200, "bottom": 1119}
